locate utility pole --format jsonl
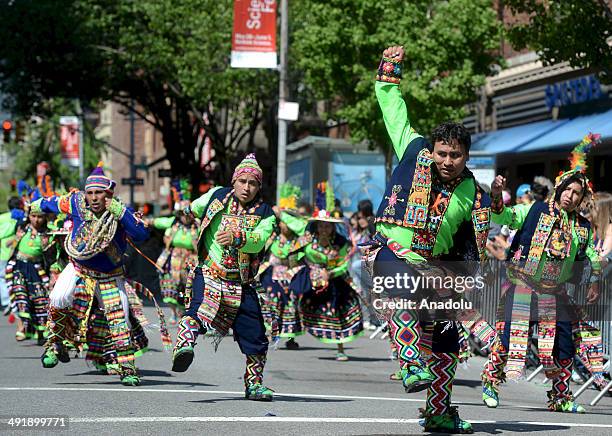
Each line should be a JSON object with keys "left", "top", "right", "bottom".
{"left": 129, "top": 101, "right": 136, "bottom": 207}
{"left": 276, "top": 0, "right": 288, "bottom": 203}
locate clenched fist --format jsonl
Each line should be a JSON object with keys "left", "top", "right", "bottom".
{"left": 215, "top": 230, "right": 233, "bottom": 247}
{"left": 491, "top": 175, "right": 507, "bottom": 197}
{"left": 383, "top": 46, "right": 404, "bottom": 62}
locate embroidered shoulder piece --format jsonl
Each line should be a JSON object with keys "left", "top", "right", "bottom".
{"left": 471, "top": 207, "right": 491, "bottom": 262}
{"left": 523, "top": 213, "right": 556, "bottom": 275}
{"left": 196, "top": 191, "right": 232, "bottom": 252}
{"left": 403, "top": 148, "right": 433, "bottom": 229}
{"left": 70, "top": 191, "right": 94, "bottom": 221}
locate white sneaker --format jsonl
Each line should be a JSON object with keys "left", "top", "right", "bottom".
{"left": 364, "top": 322, "right": 376, "bottom": 331}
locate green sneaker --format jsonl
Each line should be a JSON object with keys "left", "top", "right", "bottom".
{"left": 482, "top": 381, "right": 499, "bottom": 408}
{"left": 336, "top": 352, "right": 349, "bottom": 361}
{"left": 547, "top": 391, "right": 585, "bottom": 414}
{"left": 41, "top": 343, "right": 70, "bottom": 368}
{"left": 423, "top": 407, "right": 474, "bottom": 434}
{"left": 93, "top": 361, "right": 107, "bottom": 373}
{"left": 106, "top": 363, "right": 121, "bottom": 375}
{"left": 121, "top": 374, "right": 141, "bottom": 386}
{"left": 389, "top": 369, "right": 402, "bottom": 381}
{"left": 245, "top": 384, "right": 274, "bottom": 401}
{"left": 171, "top": 346, "right": 194, "bottom": 372}
{"left": 402, "top": 364, "right": 434, "bottom": 393}
{"left": 41, "top": 349, "right": 58, "bottom": 368}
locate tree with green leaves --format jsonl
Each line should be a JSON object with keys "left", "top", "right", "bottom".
{"left": 290, "top": 0, "right": 501, "bottom": 178}
{"left": 0, "top": 0, "right": 278, "bottom": 193}
{"left": 2, "top": 99, "right": 104, "bottom": 194}
{"left": 504, "top": 0, "right": 611, "bottom": 83}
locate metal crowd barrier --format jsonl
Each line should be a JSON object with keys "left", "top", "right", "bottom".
{"left": 364, "top": 256, "right": 611, "bottom": 404}
{"left": 469, "top": 260, "right": 611, "bottom": 406}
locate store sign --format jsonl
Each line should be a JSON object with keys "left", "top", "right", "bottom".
{"left": 545, "top": 75, "right": 603, "bottom": 110}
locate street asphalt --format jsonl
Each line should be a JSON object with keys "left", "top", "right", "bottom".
{"left": 1, "top": 308, "right": 611, "bottom": 435}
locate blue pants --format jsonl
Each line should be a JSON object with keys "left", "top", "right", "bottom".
{"left": 186, "top": 268, "right": 268, "bottom": 356}
{"left": 374, "top": 245, "right": 460, "bottom": 353}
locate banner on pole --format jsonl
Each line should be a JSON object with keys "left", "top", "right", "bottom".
{"left": 231, "top": 0, "right": 277, "bottom": 69}
{"left": 59, "top": 116, "right": 80, "bottom": 167}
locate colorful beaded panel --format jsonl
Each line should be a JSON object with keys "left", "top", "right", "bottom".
{"left": 376, "top": 56, "right": 402, "bottom": 84}
{"left": 403, "top": 149, "right": 433, "bottom": 229}
{"left": 523, "top": 213, "right": 555, "bottom": 275}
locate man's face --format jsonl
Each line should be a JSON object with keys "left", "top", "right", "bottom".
{"left": 559, "top": 181, "right": 584, "bottom": 212}
{"left": 86, "top": 189, "right": 110, "bottom": 214}
{"left": 29, "top": 213, "right": 46, "bottom": 229}
{"left": 518, "top": 194, "right": 531, "bottom": 205}
{"left": 432, "top": 140, "right": 468, "bottom": 182}
{"left": 233, "top": 174, "right": 259, "bottom": 205}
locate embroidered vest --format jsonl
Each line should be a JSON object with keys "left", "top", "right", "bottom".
{"left": 508, "top": 201, "right": 591, "bottom": 282}
{"left": 196, "top": 187, "right": 274, "bottom": 281}
{"left": 375, "top": 138, "right": 491, "bottom": 261}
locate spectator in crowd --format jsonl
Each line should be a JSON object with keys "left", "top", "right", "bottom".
{"left": 349, "top": 201, "right": 378, "bottom": 329}
{"left": 591, "top": 192, "right": 612, "bottom": 261}
{"left": 516, "top": 183, "right": 534, "bottom": 205}
{"left": 532, "top": 176, "right": 554, "bottom": 202}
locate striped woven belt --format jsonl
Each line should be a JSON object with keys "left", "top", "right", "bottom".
{"left": 16, "top": 252, "right": 42, "bottom": 263}
{"left": 201, "top": 257, "right": 241, "bottom": 281}
{"left": 73, "top": 262, "right": 124, "bottom": 279}
{"left": 509, "top": 269, "right": 564, "bottom": 294}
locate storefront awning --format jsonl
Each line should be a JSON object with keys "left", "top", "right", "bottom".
{"left": 471, "top": 109, "right": 612, "bottom": 155}
{"left": 517, "top": 108, "right": 612, "bottom": 152}
{"left": 470, "top": 118, "right": 570, "bottom": 154}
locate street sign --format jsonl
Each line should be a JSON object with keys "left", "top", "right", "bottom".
{"left": 121, "top": 177, "right": 144, "bottom": 186}
{"left": 278, "top": 101, "right": 299, "bottom": 121}
{"left": 158, "top": 169, "right": 173, "bottom": 178}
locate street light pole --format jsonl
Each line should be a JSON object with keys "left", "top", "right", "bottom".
{"left": 276, "top": 0, "right": 288, "bottom": 204}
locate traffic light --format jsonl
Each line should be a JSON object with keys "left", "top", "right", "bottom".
{"left": 2, "top": 119, "right": 12, "bottom": 143}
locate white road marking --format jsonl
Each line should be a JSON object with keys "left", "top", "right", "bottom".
{"left": 1, "top": 387, "right": 609, "bottom": 428}
{"left": 62, "top": 416, "right": 612, "bottom": 428}
{"left": 0, "top": 386, "right": 586, "bottom": 413}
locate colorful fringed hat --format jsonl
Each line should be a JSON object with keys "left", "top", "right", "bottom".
{"left": 278, "top": 182, "right": 301, "bottom": 215}
{"left": 17, "top": 161, "right": 56, "bottom": 205}
{"left": 171, "top": 178, "right": 191, "bottom": 211}
{"left": 232, "top": 153, "right": 262, "bottom": 185}
{"left": 85, "top": 161, "right": 116, "bottom": 192}
{"left": 36, "top": 161, "right": 55, "bottom": 198}
{"left": 554, "top": 133, "right": 600, "bottom": 197}
{"left": 310, "top": 181, "right": 344, "bottom": 223}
